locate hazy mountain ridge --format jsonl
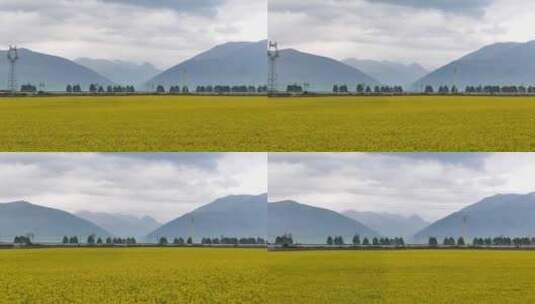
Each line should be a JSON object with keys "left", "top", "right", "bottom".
{"left": 415, "top": 192, "right": 535, "bottom": 241}
{"left": 413, "top": 40, "right": 535, "bottom": 89}
{"left": 148, "top": 41, "right": 267, "bottom": 87}
{"left": 76, "top": 211, "right": 160, "bottom": 238}
{"left": 0, "top": 201, "right": 109, "bottom": 242}
{"left": 0, "top": 48, "right": 112, "bottom": 91}
{"left": 342, "top": 210, "right": 429, "bottom": 238}
{"left": 148, "top": 40, "right": 378, "bottom": 91}
{"left": 75, "top": 58, "right": 161, "bottom": 86}
{"left": 278, "top": 49, "right": 379, "bottom": 91}
{"left": 146, "top": 194, "right": 267, "bottom": 241}
{"left": 269, "top": 200, "right": 378, "bottom": 244}
{"left": 343, "top": 58, "right": 428, "bottom": 86}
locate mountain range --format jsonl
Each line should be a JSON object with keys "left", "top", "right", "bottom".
{"left": 268, "top": 200, "right": 378, "bottom": 244}
{"left": 342, "top": 210, "right": 429, "bottom": 238}
{"left": 5, "top": 40, "right": 535, "bottom": 93}
{"left": 0, "top": 48, "right": 112, "bottom": 91}
{"left": 343, "top": 59, "right": 428, "bottom": 86}
{"left": 4, "top": 192, "right": 535, "bottom": 245}
{"left": 413, "top": 40, "right": 535, "bottom": 89}
{"left": 146, "top": 40, "right": 379, "bottom": 91}
{"left": 76, "top": 211, "right": 160, "bottom": 238}
{"left": 146, "top": 194, "right": 267, "bottom": 241}
{"left": 415, "top": 192, "right": 535, "bottom": 241}
{"left": 0, "top": 201, "right": 109, "bottom": 242}
{"left": 75, "top": 58, "right": 161, "bottom": 86}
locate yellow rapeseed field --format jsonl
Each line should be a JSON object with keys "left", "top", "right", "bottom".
{"left": 0, "top": 248, "right": 269, "bottom": 304}
{"left": 3, "top": 248, "right": 535, "bottom": 303}
{"left": 2, "top": 95, "right": 535, "bottom": 151}
{"left": 268, "top": 249, "right": 535, "bottom": 304}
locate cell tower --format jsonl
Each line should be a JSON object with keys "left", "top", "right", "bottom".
{"left": 267, "top": 41, "right": 280, "bottom": 95}
{"left": 7, "top": 46, "right": 19, "bottom": 94}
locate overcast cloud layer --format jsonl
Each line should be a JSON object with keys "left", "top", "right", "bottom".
{"left": 269, "top": 0, "right": 535, "bottom": 69}
{"left": 0, "top": 0, "right": 266, "bottom": 69}
{"left": 0, "top": 153, "right": 267, "bottom": 222}
{"left": 269, "top": 153, "right": 535, "bottom": 221}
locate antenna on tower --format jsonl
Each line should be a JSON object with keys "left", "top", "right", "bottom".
{"left": 267, "top": 41, "right": 280, "bottom": 95}
{"left": 7, "top": 46, "right": 19, "bottom": 95}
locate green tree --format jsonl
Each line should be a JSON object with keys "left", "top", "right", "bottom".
{"left": 159, "top": 237, "right": 168, "bottom": 246}
{"left": 352, "top": 234, "right": 361, "bottom": 245}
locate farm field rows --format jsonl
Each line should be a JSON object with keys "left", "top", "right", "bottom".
{"left": 2, "top": 95, "right": 535, "bottom": 151}
{"left": 268, "top": 250, "right": 535, "bottom": 304}
{"left": 0, "top": 248, "right": 269, "bottom": 304}
{"left": 2, "top": 248, "right": 535, "bottom": 303}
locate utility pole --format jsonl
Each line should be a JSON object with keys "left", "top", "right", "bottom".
{"left": 7, "top": 46, "right": 19, "bottom": 94}
{"left": 267, "top": 41, "right": 280, "bottom": 95}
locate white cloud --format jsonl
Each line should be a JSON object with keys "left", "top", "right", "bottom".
{"left": 0, "top": 0, "right": 266, "bottom": 69}
{"left": 0, "top": 153, "right": 267, "bottom": 222}
{"left": 269, "top": 0, "right": 535, "bottom": 69}
{"left": 268, "top": 153, "right": 535, "bottom": 221}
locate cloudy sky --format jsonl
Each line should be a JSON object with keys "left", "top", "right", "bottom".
{"left": 269, "top": 0, "right": 535, "bottom": 69}
{"left": 269, "top": 153, "right": 535, "bottom": 221}
{"left": 0, "top": 153, "right": 266, "bottom": 222}
{"left": 0, "top": 0, "right": 266, "bottom": 69}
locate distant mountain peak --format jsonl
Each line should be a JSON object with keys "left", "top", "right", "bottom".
{"left": 414, "top": 40, "right": 535, "bottom": 89}
{"left": 147, "top": 40, "right": 377, "bottom": 91}
{"left": 415, "top": 192, "right": 535, "bottom": 241}
{"left": 342, "top": 58, "right": 428, "bottom": 86}
{"left": 146, "top": 194, "right": 267, "bottom": 241}
{"left": 0, "top": 201, "right": 109, "bottom": 242}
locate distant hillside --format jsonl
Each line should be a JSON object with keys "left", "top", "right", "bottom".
{"left": 414, "top": 40, "right": 535, "bottom": 89}
{"left": 147, "top": 40, "right": 378, "bottom": 92}
{"left": 0, "top": 48, "right": 112, "bottom": 91}
{"left": 0, "top": 201, "right": 109, "bottom": 242}
{"left": 269, "top": 201, "right": 378, "bottom": 244}
{"left": 343, "top": 58, "right": 428, "bottom": 86}
{"left": 147, "top": 41, "right": 267, "bottom": 88}
{"left": 415, "top": 193, "right": 535, "bottom": 241}
{"left": 146, "top": 194, "right": 267, "bottom": 241}
{"left": 342, "top": 210, "right": 429, "bottom": 238}
{"left": 75, "top": 58, "right": 161, "bottom": 86}
{"left": 76, "top": 211, "right": 160, "bottom": 238}
{"left": 278, "top": 49, "right": 379, "bottom": 92}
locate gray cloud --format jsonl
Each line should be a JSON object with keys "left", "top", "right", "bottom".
{"left": 367, "top": 0, "right": 493, "bottom": 15}
{"left": 0, "top": 153, "right": 267, "bottom": 222}
{"left": 0, "top": 0, "right": 266, "bottom": 68}
{"left": 269, "top": 153, "right": 535, "bottom": 221}
{"left": 102, "top": 0, "right": 224, "bottom": 15}
{"left": 269, "top": 0, "right": 535, "bottom": 69}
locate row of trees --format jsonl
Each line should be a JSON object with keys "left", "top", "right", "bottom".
{"left": 472, "top": 236, "right": 535, "bottom": 247}
{"left": 424, "top": 85, "right": 535, "bottom": 94}
{"left": 13, "top": 236, "right": 32, "bottom": 245}
{"left": 464, "top": 85, "right": 535, "bottom": 94}
{"left": 196, "top": 85, "right": 268, "bottom": 94}
{"left": 156, "top": 85, "right": 269, "bottom": 94}
{"left": 157, "top": 236, "right": 266, "bottom": 246}
{"left": 428, "top": 237, "right": 466, "bottom": 246}
{"left": 20, "top": 84, "right": 38, "bottom": 93}
{"left": 326, "top": 235, "right": 405, "bottom": 246}
{"left": 331, "top": 84, "right": 405, "bottom": 94}
{"left": 66, "top": 84, "right": 136, "bottom": 93}
{"left": 428, "top": 236, "right": 535, "bottom": 247}
{"left": 61, "top": 235, "right": 137, "bottom": 245}
{"left": 274, "top": 234, "right": 294, "bottom": 247}
{"left": 201, "top": 237, "right": 266, "bottom": 245}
